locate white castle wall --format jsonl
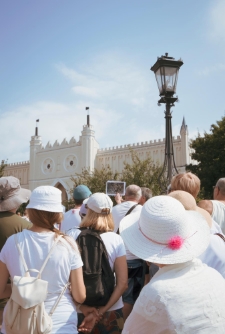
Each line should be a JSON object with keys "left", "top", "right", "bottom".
{"left": 4, "top": 161, "right": 30, "bottom": 189}
{"left": 96, "top": 135, "right": 189, "bottom": 173}
{"left": 4, "top": 121, "right": 193, "bottom": 199}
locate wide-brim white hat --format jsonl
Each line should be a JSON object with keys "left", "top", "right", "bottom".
{"left": 119, "top": 195, "right": 210, "bottom": 264}
{"left": 27, "top": 186, "right": 63, "bottom": 212}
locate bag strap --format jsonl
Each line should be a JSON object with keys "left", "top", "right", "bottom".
{"left": 39, "top": 235, "right": 63, "bottom": 275}
{"left": 215, "top": 233, "right": 225, "bottom": 242}
{"left": 116, "top": 204, "right": 139, "bottom": 234}
{"left": 48, "top": 282, "right": 70, "bottom": 317}
{"left": 125, "top": 203, "right": 139, "bottom": 216}
{"left": 14, "top": 234, "right": 63, "bottom": 278}
{"left": 14, "top": 234, "right": 29, "bottom": 273}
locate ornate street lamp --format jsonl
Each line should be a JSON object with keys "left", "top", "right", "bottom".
{"left": 151, "top": 53, "right": 183, "bottom": 192}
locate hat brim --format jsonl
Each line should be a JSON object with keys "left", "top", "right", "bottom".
{"left": 0, "top": 187, "right": 31, "bottom": 212}
{"left": 119, "top": 210, "right": 210, "bottom": 264}
{"left": 26, "top": 203, "right": 63, "bottom": 213}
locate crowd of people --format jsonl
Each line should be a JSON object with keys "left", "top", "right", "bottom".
{"left": 0, "top": 172, "right": 225, "bottom": 333}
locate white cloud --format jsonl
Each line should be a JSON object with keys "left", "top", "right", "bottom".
{"left": 56, "top": 53, "right": 156, "bottom": 111}
{"left": 0, "top": 100, "right": 122, "bottom": 163}
{"left": 72, "top": 86, "right": 99, "bottom": 98}
{"left": 1, "top": 53, "right": 161, "bottom": 163}
{"left": 208, "top": 0, "right": 225, "bottom": 42}
{"left": 198, "top": 63, "right": 225, "bottom": 76}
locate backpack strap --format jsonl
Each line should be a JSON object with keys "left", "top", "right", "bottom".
{"left": 48, "top": 282, "right": 71, "bottom": 317}
{"left": 116, "top": 204, "right": 139, "bottom": 234}
{"left": 39, "top": 235, "right": 63, "bottom": 276}
{"left": 125, "top": 203, "right": 139, "bottom": 216}
{"left": 215, "top": 233, "right": 225, "bottom": 242}
{"left": 15, "top": 234, "right": 63, "bottom": 278}
{"left": 14, "top": 234, "right": 29, "bottom": 274}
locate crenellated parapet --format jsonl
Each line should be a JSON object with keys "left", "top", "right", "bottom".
{"left": 40, "top": 137, "right": 81, "bottom": 151}
{"left": 6, "top": 161, "right": 30, "bottom": 167}
{"left": 97, "top": 135, "right": 182, "bottom": 153}
{"left": 4, "top": 119, "right": 191, "bottom": 193}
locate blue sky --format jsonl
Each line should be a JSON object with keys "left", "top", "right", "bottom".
{"left": 1, "top": 0, "right": 225, "bottom": 162}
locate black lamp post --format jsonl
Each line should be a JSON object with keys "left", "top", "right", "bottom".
{"left": 151, "top": 53, "right": 183, "bottom": 192}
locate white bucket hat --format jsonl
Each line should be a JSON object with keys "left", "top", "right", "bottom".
{"left": 87, "top": 193, "right": 113, "bottom": 214}
{"left": 119, "top": 195, "right": 210, "bottom": 264}
{"left": 27, "top": 186, "right": 63, "bottom": 212}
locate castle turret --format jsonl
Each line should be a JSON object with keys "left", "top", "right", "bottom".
{"left": 29, "top": 123, "right": 42, "bottom": 190}
{"left": 81, "top": 125, "right": 99, "bottom": 171}
{"left": 80, "top": 110, "right": 99, "bottom": 171}
{"left": 180, "top": 117, "right": 189, "bottom": 166}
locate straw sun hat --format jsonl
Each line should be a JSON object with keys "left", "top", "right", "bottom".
{"left": 119, "top": 195, "right": 210, "bottom": 264}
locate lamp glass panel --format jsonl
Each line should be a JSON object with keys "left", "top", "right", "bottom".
{"left": 155, "top": 68, "right": 163, "bottom": 94}
{"left": 163, "top": 66, "right": 178, "bottom": 93}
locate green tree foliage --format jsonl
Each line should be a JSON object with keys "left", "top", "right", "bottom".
{"left": 0, "top": 160, "right": 7, "bottom": 178}
{"left": 71, "top": 165, "right": 120, "bottom": 194}
{"left": 186, "top": 116, "right": 225, "bottom": 199}
{"left": 121, "top": 151, "right": 165, "bottom": 195}
{"left": 70, "top": 151, "right": 164, "bottom": 198}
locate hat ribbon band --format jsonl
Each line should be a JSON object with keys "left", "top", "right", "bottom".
{"left": 138, "top": 221, "right": 197, "bottom": 250}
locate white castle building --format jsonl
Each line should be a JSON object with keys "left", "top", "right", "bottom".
{"left": 4, "top": 117, "right": 193, "bottom": 201}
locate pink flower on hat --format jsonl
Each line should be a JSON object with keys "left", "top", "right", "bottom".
{"left": 167, "top": 236, "right": 184, "bottom": 250}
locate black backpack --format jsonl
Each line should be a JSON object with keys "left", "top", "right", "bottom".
{"left": 76, "top": 228, "right": 115, "bottom": 306}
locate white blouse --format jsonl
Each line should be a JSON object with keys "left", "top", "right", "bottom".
{"left": 123, "top": 259, "right": 225, "bottom": 334}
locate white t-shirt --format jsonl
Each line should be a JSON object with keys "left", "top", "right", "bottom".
{"left": 210, "top": 219, "right": 223, "bottom": 234}
{"left": 67, "top": 228, "right": 126, "bottom": 311}
{"left": 211, "top": 200, "right": 225, "bottom": 234}
{"left": 60, "top": 208, "right": 81, "bottom": 232}
{"left": 0, "top": 229, "right": 83, "bottom": 334}
{"left": 199, "top": 234, "right": 225, "bottom": 278}
{"left": 112, "top": 201, "right": 142, "bottom": 233}
{"left": 122, "top": 259, "right": 225, "bottom": 334}
{"left": 112, "top": 202, "right": 142, "bottom": 260}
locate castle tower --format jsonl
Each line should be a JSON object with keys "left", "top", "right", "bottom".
{"left": 29, "top": 123, "right": 42, "bottom": 190}
{"left": 180, "top": 117, "right": 189, "bottom": 167}
{"left": 80, "top": 110, "right": 99, "bottom": 171}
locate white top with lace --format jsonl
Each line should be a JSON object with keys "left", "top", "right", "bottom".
{"left": 123, "top": 259, "right": 225, "bottom": 334}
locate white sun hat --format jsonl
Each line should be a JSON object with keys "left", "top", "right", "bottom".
{"left": 119, "top": 195, "right": 210, "bottom": 264}
{"left": 87, "top": 193, "right": 113, "bottom": 214}
{"left": 27, "top": 186, "right": 63, "bottom": 212}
